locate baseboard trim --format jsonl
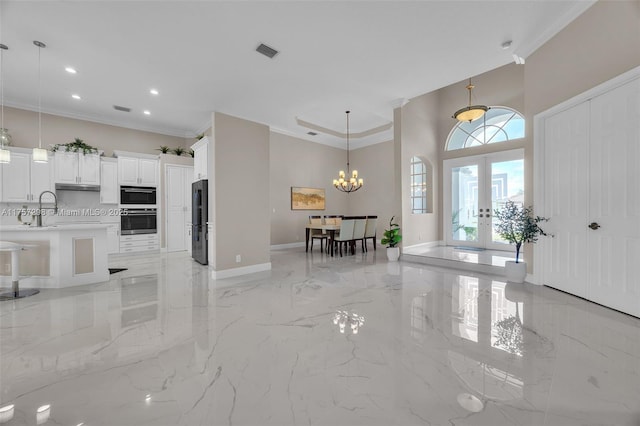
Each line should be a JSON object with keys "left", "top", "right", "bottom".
{"left": 271, "top": 242, "right": 305, "bottom": 250}
{"left": 211, "top": 262, "right": 272, "bottom": 279}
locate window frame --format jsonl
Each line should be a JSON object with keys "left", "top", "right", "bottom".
{"left": 445, "top": 106, "right": 525, "bottom": 151}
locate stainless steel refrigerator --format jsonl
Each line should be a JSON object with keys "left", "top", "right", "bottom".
{"left": 192, "top": 179, "right": 208, "bottom": 264}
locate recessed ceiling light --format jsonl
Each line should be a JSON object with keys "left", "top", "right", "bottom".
{"left": 143, "top": 110, "right": 151, "bottom": 115}
{"left": 501, "top": 40, "right": 512, "bottom": 50}
{"left": 71, "top": 94, "right": 81, "bottom": 100}
{"left": 65, "top": 67, "right": 77, "bottom": 74}
{"left": 150, "top": 89, "right": 159, "bottom": 95}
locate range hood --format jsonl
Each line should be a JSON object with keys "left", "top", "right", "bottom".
{"left": 55, "top": 183, "right": 101, "bottom": 192}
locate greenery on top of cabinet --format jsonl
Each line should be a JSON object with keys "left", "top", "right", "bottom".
{"left": 51, "top": 138, "right": 99, "bottom": 155}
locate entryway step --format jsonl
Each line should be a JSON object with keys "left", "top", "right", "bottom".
{"left": 402, "top": 245, "right": 515, "bottom": 277}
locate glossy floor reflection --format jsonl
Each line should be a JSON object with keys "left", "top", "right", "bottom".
{"left": 1, "top": 250, "right": 639, "bottom": 426}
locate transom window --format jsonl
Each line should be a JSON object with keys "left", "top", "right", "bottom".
{"left": 446, "top": 107, "right": 525, "bottom": 151}
{"left": 411, "top": 156, "right": 430, "bottom": 214}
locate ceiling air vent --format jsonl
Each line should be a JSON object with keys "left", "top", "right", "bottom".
{"left": 307, "top": 131, "right": 318, "bottom": 136}
{"left": 256, "top": 43, "right": 278, "bottom": 59}
{"left": 113, "top": 105, "right": 131, "bottom": 112}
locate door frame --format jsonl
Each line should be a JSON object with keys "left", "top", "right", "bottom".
{"left": 443, "top": 148, "right": 524, "bottom": 249}
{"left": 533, "top": 65, "right": 640, "bottom": 285}
{"left": 164, "top": 163, "right": 194, "bottom": 252}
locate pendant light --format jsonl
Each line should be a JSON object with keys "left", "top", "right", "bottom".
{"left": 0, "top": 43, "right": 10, "bottom": 164}
{"left": 32, "top": 40, "right": 48, "bottom": 163}
{"left": 333, "top": 110, "right": 363, "bottom": 193}
{"left": 452, "top": 78, "right": 489, "bottom": 122}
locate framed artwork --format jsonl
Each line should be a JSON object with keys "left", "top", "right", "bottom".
{"left": 291, "top": 187, "right": 326, "bottom": 210}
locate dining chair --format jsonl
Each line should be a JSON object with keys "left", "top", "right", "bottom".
{"left": 364, "top": 215, "right": 378, "bottom": 251}
{"left": 309, "top": 216, "right": 327, "bottom": 252}
{"left": 352, "top": 218, "right": 367, "bottom": 253}
{"left": 332, "top": 219, "right": 355, "bottom": 257}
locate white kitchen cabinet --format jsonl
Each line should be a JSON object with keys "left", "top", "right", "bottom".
{"left": 100, "top": 159, "right": 118, "bottom": 204}
{"left": 186, "top": 223, "right": 192, "bottom": 255}
{"left": 117, "top": 156, "right": 158, "bottom": 187}
{"left": 119, "top": 233, "right": 159, "bottom": 253}
{"left": 1, "top": 150, "right": 53, "bottom": 203}
{"left": 106, "top": 223, "right": 120, "bottom": 254}
{"left": 54, "top": 152, "right": 100, "bottom": 185}
{"left": 191, "top": 136, "right": 208, "bottom": 181}
{"left": 165, "top": 164, "right": 193, "bottom": 252}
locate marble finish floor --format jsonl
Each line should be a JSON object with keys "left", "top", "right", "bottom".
{"left": 403, "top": 245, "right": 514, "bottom": 267}
{"left": 0, "top": 249, "right": 639, "bottom": 426}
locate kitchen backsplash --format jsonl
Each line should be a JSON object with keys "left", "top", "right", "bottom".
{"left": 0, "top": 190, "right": 120, "bottom": 226}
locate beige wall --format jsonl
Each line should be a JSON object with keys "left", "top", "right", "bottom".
{"left": 212, "top": 112, "right": 270, "bottom": 271}
{"left": 349, "top": 140, "right": 396, "bottom": 240}
{"left": 3, "top": 106, "right": 188, "bottom": 156}
{"left": 399, "top": 91, "right": 441, "bottom": 247}
{"left": 269, "top": 132, "right": 349, "bottom": 246}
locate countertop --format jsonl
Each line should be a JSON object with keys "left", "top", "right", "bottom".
{"left": 0, "top": 224, "right": 110, "bottom": 231}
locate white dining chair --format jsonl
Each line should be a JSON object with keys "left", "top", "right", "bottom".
{"left": 364, "top": 216, "right": 378, "bottom": 251}
{"left": 332, "top": 219, "right": 355, "bottom": 257}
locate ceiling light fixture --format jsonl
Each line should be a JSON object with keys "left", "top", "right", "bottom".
{"left": 71, "top": 94, "right": 81, "bottom": 100}
{"left": 149, "top": 89, "right": 158, "bottom": 95}
{"left": 143, "top": 110, "right": 150, "bottom": 115}
{"left": 32, "top": 41, "right": 48, "bottom": 163}
{"left": 65, "top": 67, "right": 77, "bottom": 74}
{"left": 0, "top": 43, "right": 10, "bottom": 164}
{"left": 333, "top": 110, "right": 363, "bottom": 193}
{"left": 452, "top": 78, "right": 489, "bottom": 122}
{"left": 501, "top": 40, "right": 512, "bottom": 50}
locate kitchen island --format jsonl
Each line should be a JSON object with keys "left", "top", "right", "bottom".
{"left": 0, "top": 224, "right": 109, "bottom": 288}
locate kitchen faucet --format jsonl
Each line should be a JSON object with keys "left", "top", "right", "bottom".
{"left": 37, "top": 191, "right": 58, "bottom": 227}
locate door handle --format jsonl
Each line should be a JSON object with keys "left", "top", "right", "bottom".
{"left": 588, "top": 222, "right": 601, "bottom": 230}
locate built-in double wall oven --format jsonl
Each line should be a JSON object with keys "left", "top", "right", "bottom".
{"left": 120, "top": 186, "right": 157, "bottom": 235}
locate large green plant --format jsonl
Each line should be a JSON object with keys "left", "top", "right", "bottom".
{"left": 494, "top": 201, "right": 547, "bottom": 263}
{"left": 51, "top": 137, "right": 99, "bottom": 155}
{"left": 381, "top": 216, "right": 402, "bottom": 248}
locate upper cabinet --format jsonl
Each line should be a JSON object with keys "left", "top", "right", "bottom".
{"left": 0, "top": 149, "right": 53, "bottom": 203}
{"left": 191, "top": 136, "right": 209, "bottom": 182}
{"left": 54, "top": 152, "right": 100, "bottom": 185}
{"left": 114, "top": 151, "right": 159, "bottom": 187}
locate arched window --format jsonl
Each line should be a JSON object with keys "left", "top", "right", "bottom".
{"left": 410, "top": 156, "right": 432, "bottom": 214}
{"left": 446, "top": 107, "right": 525, "bottom": 151}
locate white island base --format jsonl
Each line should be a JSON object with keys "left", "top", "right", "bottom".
{"left": 0, "top": 224, "right": 109, "bottom": 289}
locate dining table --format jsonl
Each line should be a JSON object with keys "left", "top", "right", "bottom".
{"left": 305, "top": 224, "right": 341, "bottom": 256}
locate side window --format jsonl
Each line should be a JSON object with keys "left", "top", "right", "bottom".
{"left": 410, "top": 156, "right": 433, "bottom": 214}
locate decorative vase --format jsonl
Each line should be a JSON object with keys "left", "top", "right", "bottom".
{"left": 386, "top": 247, "right": 400, "bottom": 262}
{"left": 0, "top": 128, "right": 12, "bottom": 146}
{"left": 505, "top": 261, "right": 527, "bottom": 283}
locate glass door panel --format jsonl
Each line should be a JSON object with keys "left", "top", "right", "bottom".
{"left": 490, "top": 158, "right": 525, "bottom": 247}
{"left": 451, "top": 164, "right": 480, "bottom": 245}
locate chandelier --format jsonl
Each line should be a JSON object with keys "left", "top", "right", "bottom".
{"left": 333, "top": 110, "right": 363, "bottom": 192}
{"left": 452, "top": 78, "right": 489, "bottom": 122}
{"left": 332, "top": 310, "right": 365, "bottom": 334}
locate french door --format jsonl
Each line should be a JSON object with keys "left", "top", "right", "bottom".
{"left": 444, "top": 149, "right": 524, "bottom": 250}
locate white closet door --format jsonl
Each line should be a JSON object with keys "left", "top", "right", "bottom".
{"left": 588, "top": 78, "right": 640, "bottom": 317}
{"left": 542, "top": 102, "right": 590, "bottom": 298}
{"left": 166, "top": 165, "right": 186, "bottom": 252}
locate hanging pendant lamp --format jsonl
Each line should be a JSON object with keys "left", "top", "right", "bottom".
{"left": 32, "top": 40, "right": 48, "bottom": 163}
{"left": 333, "top": 110, "right": 363, "bottom": 193}
{"left": 0, "top": 43, "right": 10, "bottom": 164}
{"left": 453, "top": 78, "right": 489, "bottom": 122}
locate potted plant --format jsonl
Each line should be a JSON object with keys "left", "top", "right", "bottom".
{"left": 172, "top": 147, "right": 185, "bottom": 156}
{"left": 494, "top": 201, "right": 548, "bottom": 283}
{"left": 381, "top": 216, "right": 402, "bottom": 261}
{"left": 157, "top": 145, "right": 170, "bottom": 154}
{"left": 51, "top": 137, "right": 99, "bottom": 155}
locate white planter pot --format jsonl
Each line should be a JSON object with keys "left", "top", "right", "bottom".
{"left": 505, "top": 261, "right": 527, "bottom": 283}
{"left": 386, "top": 247, "right": 400, "bottom": 262}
